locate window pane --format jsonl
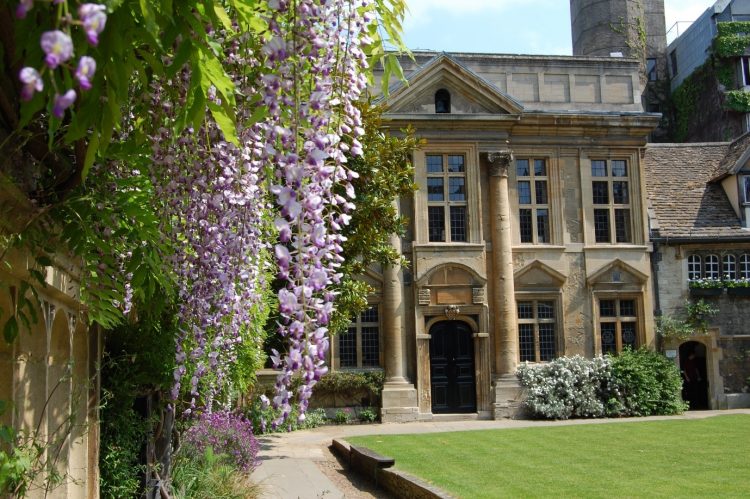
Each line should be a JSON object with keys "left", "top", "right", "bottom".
{"left": 537, "top": 301, "right": 555, "bottom": 319}
{"left": 619, "top": 300, "right": 636, "bottom": 317}
{"left": 427, "top": 178, "right": 444, "bottom": 201}
{"left": 688, "top": 255, "right": 702, "bottom": 281}
{"left": 613, "top": 181, "right": 629, "bottom": 204}
{"left": 601, "top": 323, "right": 617, "bottom": 355}
{"left": 723, "top": 254, "right": 736, "bottom": 280}
{"left": 621, "top": 322, "right": 637, "bottom": 350}
{"left": 534, "top": 159, "right": 547, "bottom": 176}
{"left": 743, "top": 176, "right": 750, "bottom": 204}
{"left": 592, "top": 160, "right": 607, "bottom": 177}
{"left": 449, "top": 177, "right": 466, "bottom": 201}
{"left": 517, "top": 301, "right": 534, "bottom": 319}
{"left": 539, "top": 324, "right": 555, "bottom": 361}
{"left": 741, "top": 254, "right": 750, "bottom": 279}
{"left": 537, "top": 209, "right": 550, "bottom": 243}
{"left": 427, "top": 155, "right": 443, "bottom": 173}
{"left": 516, "top": 159, "right": 530, "bottom": 177}
{"left": 518, "top": 181, "right": 532, "bottom": 204}
{"left": 339, "top": 327, "right": 356, "bottom": 367}
{"left": 361, "top": 326, "right": 380, "bottom": 367}
{"left": 448, "top": 155, "right": 465, "bottom": 173}
{"left": 361, "top": 306, "right": 378, "bottom": 323}
{"left": 600, "top": 300, "right": 616, "bottom": 317}
{"left": 519, "top": 324, "right": 535, "bottom": 362}
{"left": 450, "top": 206, "right": 467, "bottom": 242}
{"left": 705, "top": 255, "right": 719, "bottom": 280}
{"left": 519, "top": 209, "right": 533, "bottom": 243}
{"left": 535, "top": 180, "right": 548, "bottom": 204}
{"left": 594, "top": 209, "right": 611, "bottom": 243}
{"left": 592, "top": 181, "right": 609, "bottom": 204}
{"left": 428, "top": 206, "right": 445, "bottom": 242}
{"left": 615, "top": 209, "right": 631, "bottom": 243}
{"left": 612, "top": 160, "right": 627, "bottom": 177}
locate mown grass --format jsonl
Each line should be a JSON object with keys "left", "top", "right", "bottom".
{"left": 347, "top": 415, "right": 750, "bottom": 498}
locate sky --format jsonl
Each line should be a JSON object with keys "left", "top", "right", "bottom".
{"left": 401, "top": 0, "right": 717, "bottom": 55}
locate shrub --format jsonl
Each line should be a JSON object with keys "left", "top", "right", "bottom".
{"left": 610, "top": 348, "right": 688, "bottom": 417}
{"left": 170, "top": 447, "right": 260, "bottom": 499}
{"left": 359, "top": 407, "right": 378, "bottom": 423}
{"left": 181, "top": 411, "right": 259, "bottom": 473}
{"left": 246, "top": 398, "right": 327, "bottom": 434}
{"left": 516, "top": 356, "right": 617, "bottom": 420}
{"left": 333, "top": 408, "right": 352, "bottom": 424}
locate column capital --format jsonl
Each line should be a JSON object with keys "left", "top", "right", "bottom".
{"left": 487, "top": 149, "right": 514, "bottom": 177}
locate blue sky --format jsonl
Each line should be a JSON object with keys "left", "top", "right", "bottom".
{"left": 401, "top": 0, "right": 716, "bottom": 55}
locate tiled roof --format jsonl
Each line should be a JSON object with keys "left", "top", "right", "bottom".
{"left": 711, "top": 132, "right": 750, "bottom": 180}
{"left": 644, "top": 142, "right": 750, "bottom": 240}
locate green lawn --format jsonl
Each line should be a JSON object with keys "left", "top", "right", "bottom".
{"left": 347, "top": 415, "right": 750, "bottom": 498}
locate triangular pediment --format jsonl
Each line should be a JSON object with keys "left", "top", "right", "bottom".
{"left": 381, "top": 53, "right": 524, "bottom": 116}
{"left": 587, "top": 259, "right": 648, "bottom": 286}
{"left": 514, "top": 261, "right": 566, "bottom": 289}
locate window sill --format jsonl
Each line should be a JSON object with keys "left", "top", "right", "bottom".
{"left": 584, "top": 244, "right": 649, "bottom": 251}
{"left": 512, "top": 245, "right": 566, "bottom": 250}
{"left": 414, "top": 243, "right": 485, "bottom": 250}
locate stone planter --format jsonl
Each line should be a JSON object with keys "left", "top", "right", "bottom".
{"left": 689, "top": 287, "right": 723, "bottom": 297}
{"left": 727, "top": 287, "right": 750, "bottom": 297}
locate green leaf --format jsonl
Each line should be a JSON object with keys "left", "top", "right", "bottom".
{"left": 82, "top": 132, "right": 100, "bottom": 182}
{"left": 207, "top": 101, "right": 238, "bottom": 144}
{"left": 212, "top": 4, "right": 235, "bottom": 32}
{"left": 3, "top": 316, "right": 19, "bottom": 344}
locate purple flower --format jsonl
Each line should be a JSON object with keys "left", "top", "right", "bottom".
{"left": 53, "top": 89, "right": 76, "bottom": 118}
{"left": 78, "top": 4, "right": 107, "bottom": 46}
{"left": 41, "top": 31, "right": 74, "bottom": 69}
{"left": 18, "top": 67, "right": 43, "bottom": 101}
{"left": 75, "top": 56, "right": 96, "bottom": 90}
{"left": 16, "top": 0, "right": 33, "bottom": 18}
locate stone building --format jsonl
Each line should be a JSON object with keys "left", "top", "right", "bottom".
{"left": 327, "top": 51, "right": 661, "bottom": 421}
{"left": 645, "top": 135, "right": 750, "bottom": 410}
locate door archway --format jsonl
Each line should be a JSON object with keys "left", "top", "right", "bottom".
{"left": 429, "top": 320, "right": 476, "bottom": 413}
{"left": 679, "top": 341, "right": 708, "bottom": 410}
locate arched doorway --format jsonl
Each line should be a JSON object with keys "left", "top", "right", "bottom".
{"left": 680, "top": 341, "right": 708, "bottom": 410}
{"left": 429, "top": 321, "right": 476, "bottom": 413}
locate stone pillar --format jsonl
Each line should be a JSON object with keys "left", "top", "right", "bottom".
{"left": 380, "top": 200, "right": 419, "bottom": 422}
{"left": 487, "top": 150, "right": 523, "bottom": 418}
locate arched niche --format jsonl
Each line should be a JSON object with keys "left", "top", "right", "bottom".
{"left": 435, "top": 88, "right": 451, "bottom": 113}
{"left": 16, "top": 298, "right": 47, "bottom": 434}
{"left": 48, "top": 308, "right": 72, "bottom": 480}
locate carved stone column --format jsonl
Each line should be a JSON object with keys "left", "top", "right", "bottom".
{"left": 487, "top": 150, "right": 522, "bottom": 418}
{"left": 380, "top": 199, "right": 419, "bottom": 422}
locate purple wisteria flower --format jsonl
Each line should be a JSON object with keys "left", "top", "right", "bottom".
{"left": 41, "top": 30, "right": 74, "bottom": 69}
{"left": 181, "top": 411, "right": 260, "bottom": 472}
{"left": 53, "top": 89, "right": 76, "bottom": 118}
{"left": 78, "top": 4, "right": 107, "bottom": 46}
{"left": 75, "top": 56, "right": 96, "bottom": 90}
{"left": 16, "top": 0, "right": 33, "bottom": 18}
{"left": 18, "top": 67, "right": 43, "bottom": 101}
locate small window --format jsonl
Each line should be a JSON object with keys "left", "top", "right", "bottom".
{"left": 670, "top": 50, "right": 678, "bottom": 77}
{"left": 741, "top": 57, "right": 750, "bottom": 87}
{"left": 687, "top": 255, "right": 702, "bottom": 281}
{"left": 599, "top": 298, "right": 638, "bottom": 355}
{"left": 740, "top": 254, "right": 750, "bottom": 279}
{"left": 723, "top": 254, "right": 736, "bottom": 280}
{"left": 646, "top": 58, "right": 657, "bottom": 81}
{"left": 705, "top": 255, "right": 720, "bottom": 280}
{"left": 517, "top": 300, "right": 557, "bottom": 362}
{"left": 435, "top": 89, "right": 451, "bottom": 114}
{"left": 340, "top": 306, "right": 381, "bottom": 368}
{"left": 742, "top": 175, "right": 750, "bottom": 204}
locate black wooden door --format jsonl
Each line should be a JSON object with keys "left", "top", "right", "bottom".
{"left": 429, "top": 321, "right": 476, "bottom": 413}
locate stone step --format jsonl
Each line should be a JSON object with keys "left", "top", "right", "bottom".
{"left": 430, "top": 413, "right": 480, "bottom": 422}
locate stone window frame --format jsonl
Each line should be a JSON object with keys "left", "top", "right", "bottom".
{"left": 581, "top": 150, "right": 644, "bottom": 247}
{"left": 334, "top": 303, "right": 382, "bottom": 370}
{"left": 509, "top": 149, "right": 563, "bottom": 246}
{"left": 413, "top": 144, "right": 482, "bottom": 245}
{"left": 514, "top": 157, "right": 551, "bottom": 244}
{"left": 515, "top": 293, "right": 561, "bottom": 363}
{"left": 593, "top": 293, "right": 643, "bottom": 356}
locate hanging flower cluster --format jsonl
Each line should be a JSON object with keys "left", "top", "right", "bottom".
{"left": 16, "top": 1, "right": 106, "bottom": 117}
{"left": 150, "top": 1, "right": 373, "bottom": 423}
{"left": 260, "top": 0, "right": 373, "bottom": 426}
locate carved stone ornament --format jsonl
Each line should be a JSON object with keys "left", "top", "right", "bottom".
{"left": 444, "top": 305, "right": 460, "bottom": 320}
{"left": 487, "top": 149, "right": 514, "bottom": 177}
{"left": 472, "top": 287, "right": 485, "bottom": 304}
{"left": 418, "top": 287, "right": 431, "bottom": 306}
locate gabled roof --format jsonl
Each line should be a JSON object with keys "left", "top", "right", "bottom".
{"left": 710, "top": 132, "right": 750, "bottom": 182}
{"left": 379, "top": 52, "right": 524, "bottom": 115}
{"left": 644, "top": 142, "right": 750, "bottom": 241}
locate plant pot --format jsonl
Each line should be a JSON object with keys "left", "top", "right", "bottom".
{"left": 727, "top": 287, "right": 750, "bottom": 297}
{"left": 689, "top": 287, "right": 723, "bottom": 297}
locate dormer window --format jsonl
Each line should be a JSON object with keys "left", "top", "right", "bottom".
{"left": 435, "top": 88, "right": 451, "bottom": 113}
{"left": 742, "top": 175, "right": 750, "bottom": 204}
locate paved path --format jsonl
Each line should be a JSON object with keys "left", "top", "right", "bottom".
{"left": 253, "top": 409, "right": 750, "bottom": 498}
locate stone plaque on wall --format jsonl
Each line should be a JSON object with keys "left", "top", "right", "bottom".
{"left": 436, "top": 288, "right": 471, "bottom": 305}
{"left": 472, "top": 287, "right": 485, "bottom": 304}
{"left": 418, "top": 287, "right": 431, "bottom": 306}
